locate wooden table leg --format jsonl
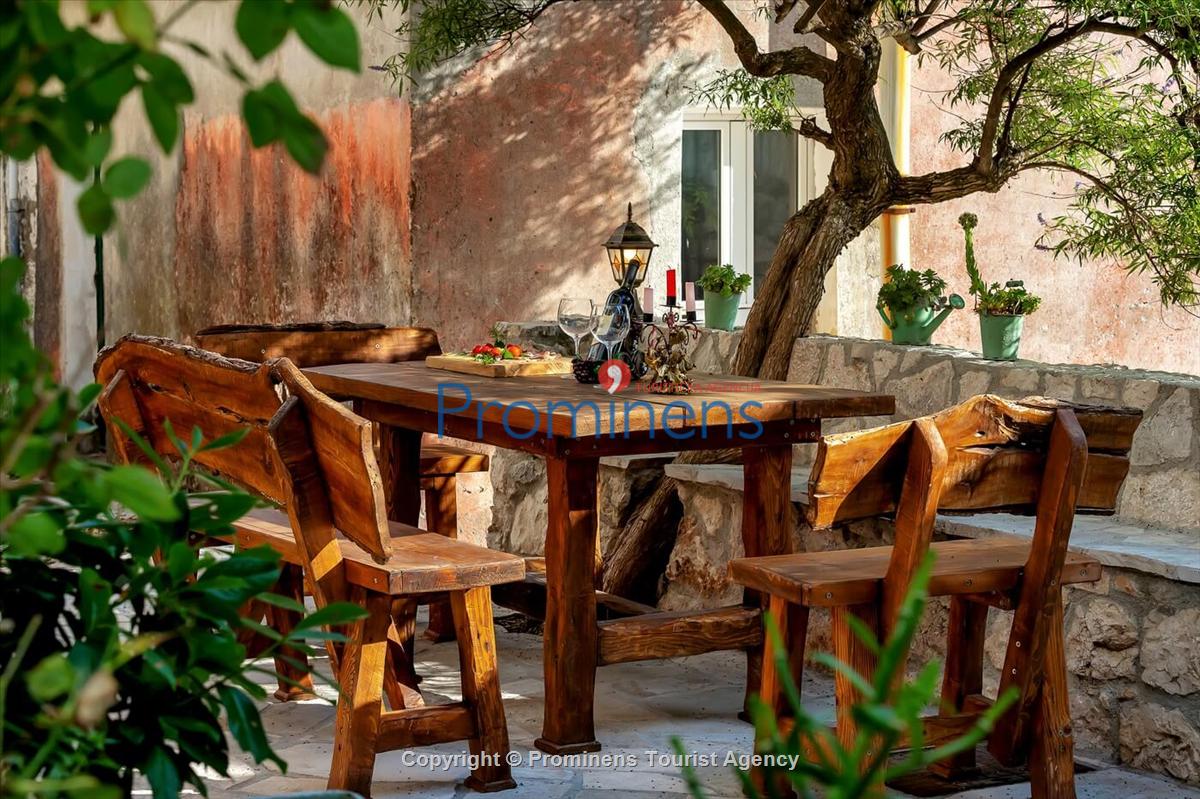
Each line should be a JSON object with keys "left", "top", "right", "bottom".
{"left": 535, "top": 456, "right": 602, "bottom": 755}
{"left": 377, "top": 423, "right": 424, "bottom": 525}
{"left": 740, "top": 443, "right": 795, "bottom": 717}
{"left": 423, "top": 476, "right": 458, "bottom": 642}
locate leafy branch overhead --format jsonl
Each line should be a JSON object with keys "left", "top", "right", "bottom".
{"left": 360, "top": 0, "right": 1198, "bottom": 310}
{"left": 0, "top": 0, "right": 362, "bottom": 234}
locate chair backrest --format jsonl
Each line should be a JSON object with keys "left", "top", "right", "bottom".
{"left": 194, "top": 321, "right": 441, "bottom": 366}
{"left": 806, "top": 394, "right": 1142, "bottom": 637}
{"left": 94, "top": 336, "right": 393, "bottom": 607}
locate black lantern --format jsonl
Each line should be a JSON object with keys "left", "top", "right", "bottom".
{"left": 603, "top": 202, "right": 657, "bottom": 287}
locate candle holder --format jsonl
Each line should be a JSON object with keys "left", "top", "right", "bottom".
{"left": 643, "top": 307, "right": 700, "bottom": 395}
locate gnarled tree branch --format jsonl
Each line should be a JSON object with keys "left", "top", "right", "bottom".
{"left": 695, "top": 0, "right": 834, "bottom": 82}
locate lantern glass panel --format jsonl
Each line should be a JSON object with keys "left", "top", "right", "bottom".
{"left": 608, "top": 247, "right": 653, "bottom": 285}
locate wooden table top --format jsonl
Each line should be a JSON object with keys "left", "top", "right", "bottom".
{"left": 304, "top": 362, "right": 895, "bottom": 439}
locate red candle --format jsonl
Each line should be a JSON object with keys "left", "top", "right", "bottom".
{"left": 666, "top": 269, "right": 677, "bottom": 302}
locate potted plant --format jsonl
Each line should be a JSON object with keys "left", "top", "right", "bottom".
{"left": 959, "top": 212, "right": 1043, "bottom": 360}
{"left": 698, "top": 264, "right": 751, "bottom": 331}
{"left": 876, "top": 264, "right": 964, "bottom": 345}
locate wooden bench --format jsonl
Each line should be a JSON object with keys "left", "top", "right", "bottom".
{"left": 94, "top": 335, "right": 523, "bottom": 794}
{"left": 194, "top": 321, "right": 488, "bottom": 644}
{"left": 729, "top": 394, "right": 1142, "bottom": 798}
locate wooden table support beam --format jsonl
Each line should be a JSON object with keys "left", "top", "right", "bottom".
{"left": 598, "top": 606, "right": 763, "bottom": 665}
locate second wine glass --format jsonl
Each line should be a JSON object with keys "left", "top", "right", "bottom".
{"left": 557, "top": 298, "right": 597, "bottom": 359}
{"left": 595, "top": 304, "right": 631, "bottom": 362}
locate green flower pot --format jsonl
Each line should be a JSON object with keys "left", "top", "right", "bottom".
{"left": 703, "top": 291, "right": 742, "bottom": 331}
{"left": 979, "top": 313, "right": 1024, "bottom": 360}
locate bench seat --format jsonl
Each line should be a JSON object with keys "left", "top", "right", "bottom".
{"left": 731, "top": 536, "right": 1101, "bottom": 607}
{"left": 233, "top": 508, "right": 524, "bottom": 595}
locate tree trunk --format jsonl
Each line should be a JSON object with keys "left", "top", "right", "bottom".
{"left": 603, "top": 1, "right": 895, "bottom": 601}
{"left": 601, "top": 198, "right": 871, "bottom": 598}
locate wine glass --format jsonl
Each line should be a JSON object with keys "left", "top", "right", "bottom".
{"left": 595, "top": 304, "right": 631, "bottom": 362}
{"left": 558, "top": 298, "right": 597, "bottom": 360}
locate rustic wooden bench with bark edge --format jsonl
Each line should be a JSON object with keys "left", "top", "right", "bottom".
{"left": 729, "top": 394, "right": 1142, "bottom": 799}
{"left": 194, "top": 321, "right": 489, "bottom": 646}
{"left": 94, "top": 336, "right": 524, "bottom": 796}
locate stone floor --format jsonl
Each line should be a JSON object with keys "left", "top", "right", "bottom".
{"left": 201, "top": 613, "right": 1200, "bottom": 799}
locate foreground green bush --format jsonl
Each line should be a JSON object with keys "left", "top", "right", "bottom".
{"left": 0, "top": 256, "right": 364, "bottom": 799}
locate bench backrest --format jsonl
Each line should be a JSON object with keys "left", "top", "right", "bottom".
{"left": 807, "top": 394, "right": 1141, "bottom": 643}
{"left": 194, "top": 322, "right": 441, "bottom": 366}
{"left": 807, "top": 394, "right": 1141, "bottom": 528}
{"left": 94, "top": 335, "right": 393, "bottom": 606}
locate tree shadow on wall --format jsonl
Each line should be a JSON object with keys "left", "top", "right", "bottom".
{"left": 406, "top": 0, "right": 712, "bottom": 350}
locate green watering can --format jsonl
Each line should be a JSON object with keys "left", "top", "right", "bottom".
{"left": 877, "top": 294, "right": 965, "bottom": 346}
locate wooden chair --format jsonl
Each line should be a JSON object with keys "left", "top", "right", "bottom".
{"left": 193, "top": 321, "right": 488, "bottom": 644}
{"left": 94, "top": 336, "right": 523, "bottom": 794}
{"left": 730, "top": 395, "right": 1142, "bottom": 798}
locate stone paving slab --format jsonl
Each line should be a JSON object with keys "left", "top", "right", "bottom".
{"left": 199, "top": 617, "right": 1197, "bottom": 799}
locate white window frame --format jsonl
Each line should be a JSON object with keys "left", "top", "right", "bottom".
{"left": 682, "top": 109, "right": 824, "bottom": 323}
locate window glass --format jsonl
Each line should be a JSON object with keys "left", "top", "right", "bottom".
{"left": 752, "top": 130, "right": 798, "bottom": 291}
{"left": 681, "top": 129, "right": 721, "bottom": 295}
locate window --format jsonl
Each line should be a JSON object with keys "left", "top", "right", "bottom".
{"left": 681, "top": 115, "right": 818, "bottom": 318}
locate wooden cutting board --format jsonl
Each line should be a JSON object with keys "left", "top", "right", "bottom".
{"left": 425, "top": 354, "right": 573, "bottom": 378}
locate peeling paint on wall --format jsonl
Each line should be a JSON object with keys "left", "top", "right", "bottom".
{"left": 171, "top": 98, "right": 412, "bottom": 339}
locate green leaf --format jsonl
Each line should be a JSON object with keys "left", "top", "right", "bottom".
{"left": 6, "top": 512, "right": 65, "bottom": 557}
{"left": 198, "top": 426, "right": 250, "bottom": 452}
{"left": 166, "top": 541, "right": 197, "bottom": 582}
{"left": 105, "top": 465, "right": 180, "bottom": 521}
{"left": 27, "top": 654, "right": 75, "bottom": 702}
{"left": 295, "top": 601, "right": 369, "bottom": 631}
{"left": 292, "top": 4, "right": 360, "bottom": 71}
{"left": 241, "top": 87, "right": 281, "bottom": 147}
{"left": 103, "top": 156, "right": 152, "bottom": 198}
{"left": 114, "top": 0, "right": 157, "bottom": 50}
{"left": 142, "top": 82, "right": 179, "bottom": 152}
{"left": 79, "top": 569, "right": 116, "bottom": 631}
{"left": 186, "top": 491, "right": 257, "bottom": 531}
{"left": 84, "top": 129, "right": 113, "bottom": 167}
{"left": 280, "top": 113, "right": 326, "bottom": 174}
{"left": 241, "top": 81, "right": 328, "bottom": 173}
{"left": 142, "top": 650, "right": 176, "bottom": 688}
{"left": 77, "top": 382, "right": 103, "bottom": 409}
{"left": 235, "top": 0, "right": 291, "bottom": 60}
{"left": 78, "top": 184, "right": 115, "bottom": 235}
{"left": 257, "top": 592, "right": 305, "bottom": 613}
{"left": 27, "top": 1, "right": 68, "bottom": 46}
{"left": 139, "top": 52, "right": 195, "bottom": 104}
{"left": 145, "top": 746, "right": 181, "bottom": 799}
{"left": 219, "top": 685, "right": 284, "bottom": 769}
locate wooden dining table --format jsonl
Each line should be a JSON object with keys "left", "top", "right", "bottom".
{"left": 303, "top": 361, "right": 895, "bottom": 755}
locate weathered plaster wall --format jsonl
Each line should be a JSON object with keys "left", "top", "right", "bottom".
{"left": 103, "top": 2, "right": 412, "bottom": 343}
{"left": 907, "top": 57, "right": 1200, "bottom": 375}
{"left": 406, "top": 0, "right": 833, "bottom": 351}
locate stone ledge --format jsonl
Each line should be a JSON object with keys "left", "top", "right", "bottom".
{"left": 602, "top": 452, "right": 678, "bottom": 470}
{"left": 665, "top": 463, "right": 809, "bottom": 504}
{"left": 665, "top": 463, "right": 1200, "bottom": 585}
{"left": 938, "top": 513, "right": 1200, "bottom": 584}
